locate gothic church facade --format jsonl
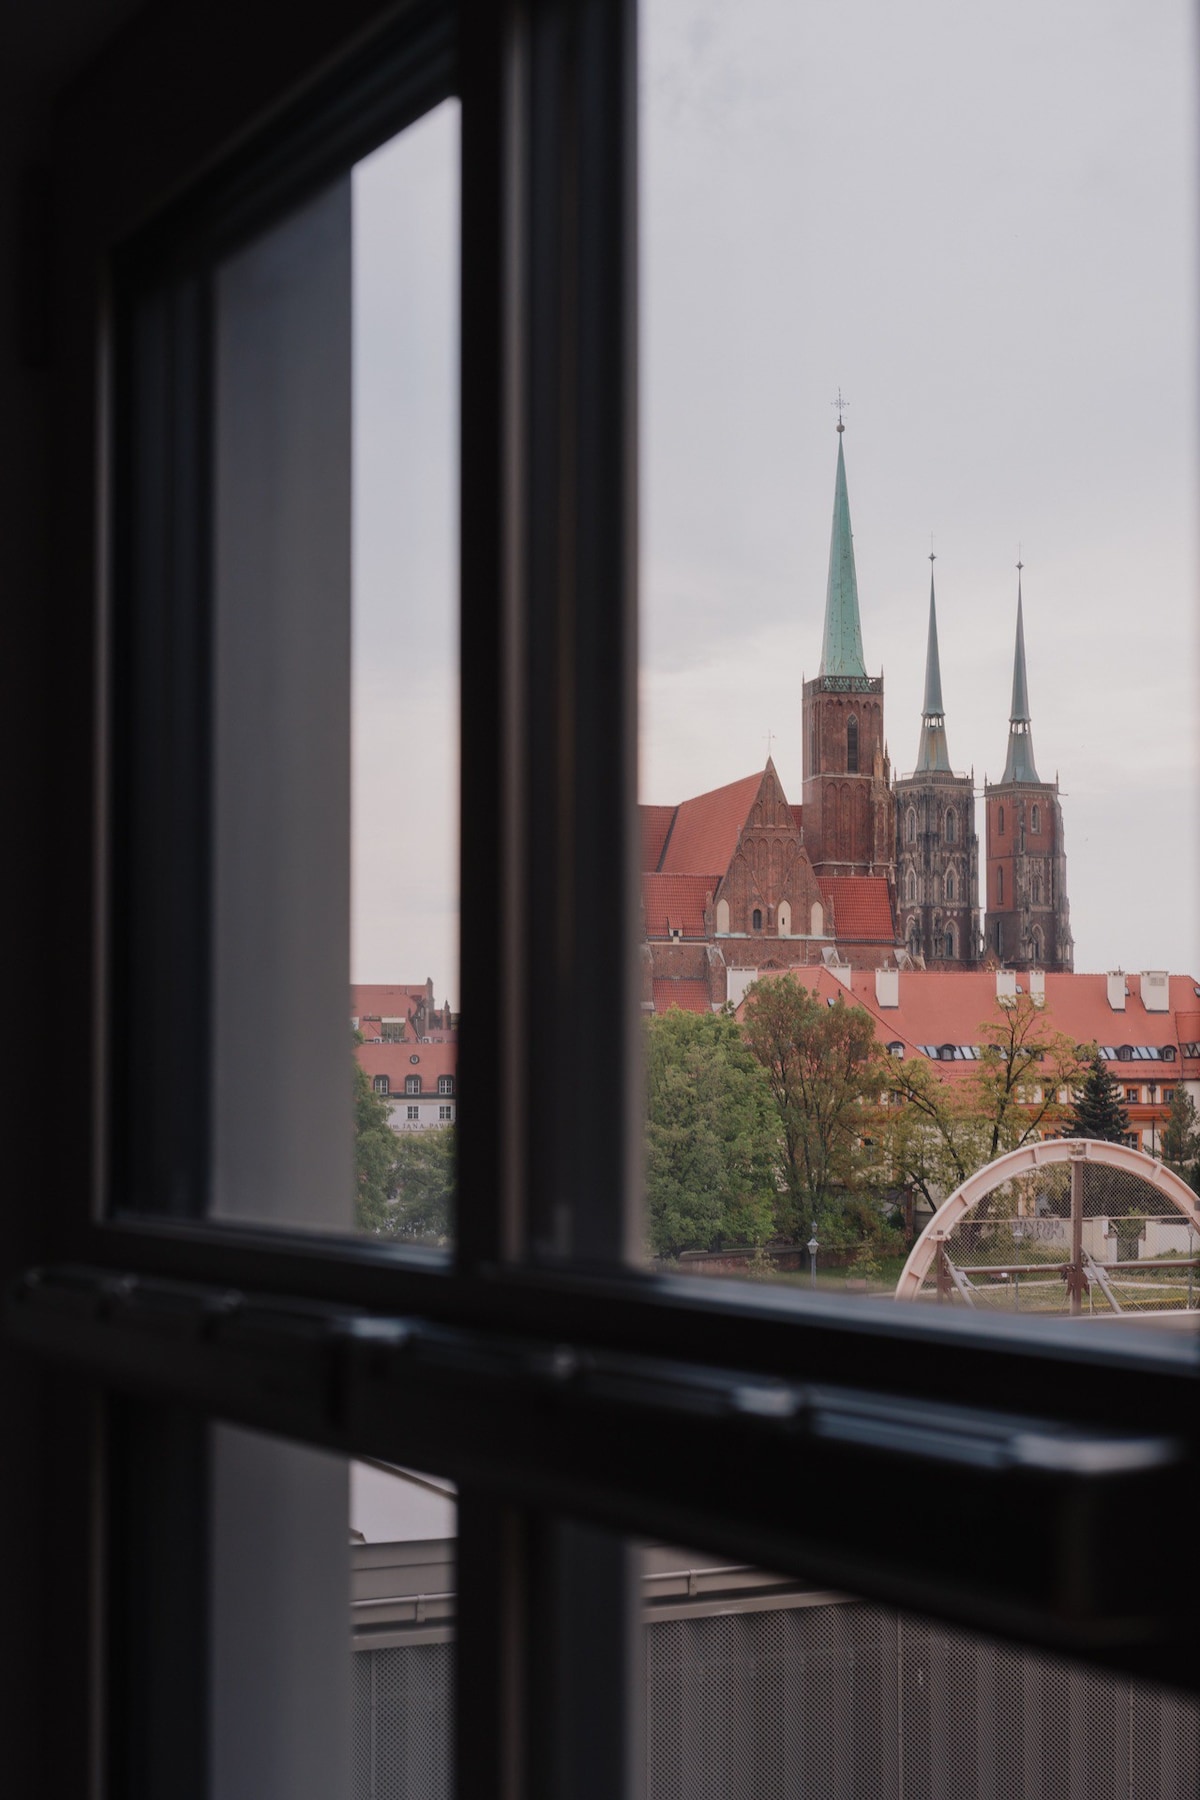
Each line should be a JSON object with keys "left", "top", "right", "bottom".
{"left": 642, "top": 428, "right": 1072, "bottom": 1014}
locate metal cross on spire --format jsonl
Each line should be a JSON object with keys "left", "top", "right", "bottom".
{"left": 832, "top": 388, "right": 849, "bottom": 433}
{"left": 930, "top": 532, "right": 936, "bottom": 566}
{"left": 764, "top": 726, "right": 775, "bottom": 758}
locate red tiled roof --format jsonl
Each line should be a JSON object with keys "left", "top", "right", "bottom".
{"left": 733, "top": 968, "right": 1200, "bottom": 1074}
{"left": 817, "top": 876, "right": 896, "bottom": 942}
{"left": 656, "top": 771, "right": 762, "bottom": 875}
{"left": 652, "top": 979, "right": 712, "bottom": 1016}
{"left": 790, "top": 804, "right": 804, "bottom": 833}
{"left": 351, "top": 982, "right": 432, "bottom": 1025}
{"left": 643, "top": 873, "right": 713, "bottom": 937}
{"left": 640, "top": 804, "right": 677, "bottom": 872}
{"left": 355, "top": 1040, "right": 458, "bottom": 1086}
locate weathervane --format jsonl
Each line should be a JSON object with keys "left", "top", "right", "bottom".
{"left": 832, "top": 388, "right": 849, "bottom": 433}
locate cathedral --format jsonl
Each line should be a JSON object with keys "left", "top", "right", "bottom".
{"left": 641, "top": 423, "right": 1073, "bottom": 1015}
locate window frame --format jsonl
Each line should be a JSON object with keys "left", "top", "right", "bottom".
{"left": 11, "top": 3, "right": 1200, "bottom": 1796}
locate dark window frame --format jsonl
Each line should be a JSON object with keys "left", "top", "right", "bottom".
{"left": 11, "top": 3, "right": 1200, "bottom": 1797}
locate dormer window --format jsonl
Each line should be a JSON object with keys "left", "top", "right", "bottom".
{"left": 438, "top": 1074, "right": 455, "bottom": 1095}
{"left": 405, "top": 1074, "right": 421, "bottom": 1094}
{"left": 372, "top": 1074, "right": 389, "bottom": 1095}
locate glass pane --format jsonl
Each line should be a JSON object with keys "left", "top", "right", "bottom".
{"left": 209, "top": 101, "right": 460, "bottom": 1239}
{"left": 638, "top": 0, "right": 1199, "bottom": 1316}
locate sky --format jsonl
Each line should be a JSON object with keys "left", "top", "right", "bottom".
{"left": 350, "top": 1, "right": 1199, "bottom": 998}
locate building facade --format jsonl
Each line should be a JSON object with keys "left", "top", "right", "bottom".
{"left": 893, "top": 558, "right": 980, "bottom": 969}
{"left": 983, "top": 578, "right": 1074, "bottom": 971}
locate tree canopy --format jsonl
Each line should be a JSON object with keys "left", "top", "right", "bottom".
{"left": 1063, "top": 1049, "right": 1130, "bottom": 1143}
{"left": 644, "top": 1007, "right": 777, "bottom": 1258}
{"left": 1160, "top": 1084, "right": 1199, "bottom": 1193}
{"left": 740, "top": 978, "right": 883, "bottom": 1235}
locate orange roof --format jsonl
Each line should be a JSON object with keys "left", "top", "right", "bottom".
{"left": 652, "top": 979, "right": 712, "bottom": 1016}
{"left": 817, "top": 876, "right": 896, "bottom": 942}
{"left": 734, "top": 968, "right": 1199, "bottom": 1074}
{"left": 355, "top": 1040, "right": 458, "bottom": 1084}
{"left": 351, "top": 982, "right": 432, "bottom": 1024}
{"left": 643, "top": 873, "right": 712, "bottom": 937}
{"left": 656, "top": 771, "right": 762, "bottom": 875}
{"left": 640, "top": 804, "right": 677, "bottom": 872}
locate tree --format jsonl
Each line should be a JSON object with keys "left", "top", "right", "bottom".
{"left": 1063, "top": 1050, "right": 1130, "bottom": 1142}
{"left": 644, "top": 1008, "right": 778, "bottom": 1258}
{"left": 740, "top": 978, "right": 883, "bottom": 1236}
{"left": 388, "top": 1126, "right": 456, "bottom": 1242}
{"left": 881, "top": 993, "right": 1087, "bottom": 1210}
{"left": 1161, "top": 1084, "right": 1200, "bottom": 1192}
{"left": 354, "top": 1042, "right": 400, "bottom": 1232}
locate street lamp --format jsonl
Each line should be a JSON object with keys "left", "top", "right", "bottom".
{"left": 807, "top": 1231, "right": 819, "bottom": 1289}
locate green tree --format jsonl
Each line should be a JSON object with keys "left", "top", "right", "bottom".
{"left": 1063, "top": 1050, "right": 1130, "bottom": 1142}
{"left": 881, "top": 993, "right": 1087, "bottom": 1210}
{"left": 1161, "top": 1084, "right": 1200, "bottom": 1192}
{"left": 644, "top": 1008, "right": 778, "bottom": 1258}
{"left": 388, "top": 1126, "right": 456, "bottom": 1242}
{"left": 740, "top": 978, "right": 883, "bottom": 1235}
{"left": 354, "top": 1043, "right": 400, "bottom": 1233}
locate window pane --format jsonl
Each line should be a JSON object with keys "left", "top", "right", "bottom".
{"left": 209, "top": 102, "right": 460, "bottom": 1241}
{"left": 638, "top": 0, "right": 1199, "bottom": 1318}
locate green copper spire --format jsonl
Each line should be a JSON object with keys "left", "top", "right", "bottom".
{"left": 818, "top": 425, "right": 868, "bottom": 679}
{"left": 1001, "top": 567, "right": 1041, "bottom": 783}
{"left": 915, "top": 554, "right": 951, "bottom": 773}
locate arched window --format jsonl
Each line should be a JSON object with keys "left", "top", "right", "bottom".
{"left": 945, "top": 927, "right": 955, "bottom": 959}
{"left": 906, "top": 809, "right": 916, "bottom": 844}
{"left": 945, "top": 808, "right": 956, "bottom": 843}
{"left": 1031, "top": 804, "right": 1040, "bottom": 833}
{"left": 715, "top": 898, "right": 730, "bottom": 934}
{"left": 373, "top": 1074, "right": 390, "bottom": 1095}
{"left": 906, "top": 870, "right": 916, "bottom": 903}
{"left": 810, "top": 901, "right": 824, "bottom": 936}
{"left": 846, "top": 714, "right": 859, "bottom": 773}
{"left": 946, "top": 871, "right": 955, "bottom": 901}
{"left": 752, "top": 907, "right": 763, "bottom": 931}
{"left": 997, "top": 867, "right": 1004, "bottom": 904}
{"left": 998, "top": 805, "right": 1005, "bottom": 834}
{"left": 777, "top": 901, "right": 791, "bottom": 937}
{"left": 1032, "top": 875, "right": 1042, "bottom": 905}
{"left": 995, "top": 921, "right": 1003, "bottom": 955}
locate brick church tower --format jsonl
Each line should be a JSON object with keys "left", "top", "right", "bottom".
{"left": 893, "top": 556, "right": 980, "bottom": 967}
{"left": 983, "top": 574, "right": 1073, "bottom": 970}
{"left": 801, "top": 422, "right": 894, "bottom": 880}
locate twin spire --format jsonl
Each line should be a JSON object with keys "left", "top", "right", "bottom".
{"left": 818, "top": 419, "right": 1041, "bottom": 782}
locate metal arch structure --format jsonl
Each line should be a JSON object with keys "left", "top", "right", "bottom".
{"left": 894, "top": 1138, "right": 1200, "bottom": 1302}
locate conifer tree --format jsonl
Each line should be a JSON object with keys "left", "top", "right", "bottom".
{"left": 1063, "top": 1051, "right": 1129, "bottom": 1142}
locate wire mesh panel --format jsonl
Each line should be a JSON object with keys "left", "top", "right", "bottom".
{"left": 351, "top": 1642, "right": 453, "bottom": 1800}
{"left": 645, "top": 1601, "right": 1200, "bottom": 1800}
{"left": 908, "top": 1156, "right": 1200, "bottom": 1317}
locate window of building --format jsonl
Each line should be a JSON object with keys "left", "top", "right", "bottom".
{"left": 1031, "top": 804, "right": 1040, "bottom": 833}
{"left": 373, "top": 1074, "right": 390, "bottom": 1095}
{"left": 752, "top": 907, "right": 763, "bottom": 930}
{"left": 406, "top": 1104, "right": 419, "bottom": 1121}
{"left": 1126, "top": 1088, "right": 1139, "bottom": 1104}
{"left": 846, "top": 714, "right": 859, "bottom": 772}
{"left": 997, "top": 867, "right": 1004, "bottom": 904}
{"left": 438, "top": 1075, "right": 455, "bottom": 1095}
{"left": 998, "top": 805, "right": 1005, "bottom": 834}
{"left": 945, "top": 928, "right": 955, "bottom": 959}
{"left": 906, "top": 808, "right": 916, "bottom": 843}
{"left": 906, "top": 870, "right": 916, "bottom": 903}
{"left": 946, "top": 871, "right": 955, "bottom": 901}
{"left": 1033, "top": 876, "right": 1042, "bottom": 904}
{"left": 405, "top": 1074, "right": 421, "bottom": 1095}
{"left": 439, "top": 1104, "right": 453, "bottom": 1121}
{"left": 945, "top": 808, "right": 956, "bottom": 843}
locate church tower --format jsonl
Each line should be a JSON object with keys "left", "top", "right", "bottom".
{"left": 983, "top": 573, "right": 1073, "bottom": 970}
{"left": 801, "top": 419, "right": 894, "bottom": 879}
{"left": 893, "top": 556, "right": 979, "bottom": 966}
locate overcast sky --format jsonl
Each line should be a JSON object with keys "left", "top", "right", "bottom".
{"left": 351, "top": 1, "right": 1198, "bottom": 997}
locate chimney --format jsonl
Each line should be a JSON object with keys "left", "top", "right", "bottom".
{"left": 996, "top": 970, "right": 1017, "bottom": 1004}
{"left": 874, "top": 967, "right": 899, "bottom": 1009}
{"left": 1140, "top": 971, "right": 1170, "bottom": 1014}
{"left": 1028, "top": 970, "right": 1045, "bottom": 1006}
{"left": 1106, "top": 972, "right": 1127, "bottom": 1012}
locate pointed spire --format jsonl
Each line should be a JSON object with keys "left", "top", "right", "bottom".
{"left": 1001, "top": 563, "right": 1042, "bottom": 783}
{"left": 818, "top": 420, "right": 868, "bottom": 679}
{"left": 1010, "top": 567, "right": 1031, "bottom": 723}
{"left": 915, "top": 550, "right": 951, "bottom": 773}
